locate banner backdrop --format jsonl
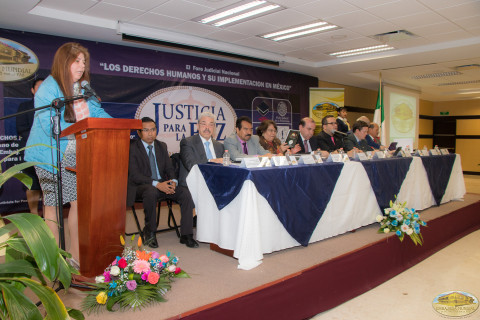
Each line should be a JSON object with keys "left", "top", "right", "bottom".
{"left": 309, "top": 88, "right": 344, "bottom": 135}
{"left": 0, "top": 28, "right": 317, "bottom": 212}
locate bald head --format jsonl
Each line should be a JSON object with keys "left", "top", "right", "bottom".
{"left": 357, "top": 116, "right": 371, "bottom": 126}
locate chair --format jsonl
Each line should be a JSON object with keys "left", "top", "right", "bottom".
{"left": 125, "top": 153, "right": 182, "bottom": 241}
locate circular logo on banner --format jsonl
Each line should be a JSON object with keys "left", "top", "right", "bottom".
{"left": 432, "top": 291, "right": 479, "bottom": 318}
{"left": 0, "top": 38, "right": 39, "bottom": 82}
{"left": 136, "top": 86, "right": 237, "bottom": 153}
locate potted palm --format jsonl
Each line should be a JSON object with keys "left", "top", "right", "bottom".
{"left": 0, "top": 146, "right": 84, "bottom": 319}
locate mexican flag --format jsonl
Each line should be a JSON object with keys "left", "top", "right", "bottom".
{"left": 373, "top": 74, "right": 386, "bottom": 145}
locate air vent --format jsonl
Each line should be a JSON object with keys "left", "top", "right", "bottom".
{"left": 371, "top": 30, "right": 418, "bottom": 42}
{"left": 412, "top": 71, "right": 462, "bottom": 79}
{"left": 437, "top": 79, "right": 480, "bottom": 86}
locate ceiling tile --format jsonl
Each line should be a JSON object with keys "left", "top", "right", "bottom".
{"left": 344, "top": 0, "right": 400, "bottom": 9}
{"left": 325, "top": 10, "right": 383, "bottom": 28}
{"left": 349, "top": 20, "right": 398, "bottom": 36}
{"left": 84, "top": 2, "right": 143, "bottom": 20}
{"left": 295, "top": 0, "right": 358, "bottom": 19}
{"left": 409, "top": 21, "right": 463, "bottom": 37}
{"left": 389, "top": 11, "right": 445, "bottom": 29}
{"left": 225, "top": 20, "right": 277, "bottom": 35}
{"left": 150, "top": 0, "right": 213, "bottom": 20}
{"left": 437, "top": 1, "right": 480, "bottom": 20}
{"left": 364, "top": 0, "right": 429, "bottom": 20}
{"left": 417, "top": 0, "right": 479, "bottom": 10}
{"left": 426, "top": 30, "right": 476, "bottom": 43}
{"left": 103, "top": 0, "right": 167, "bottom": 11}
{"left": 276, "top": 35, "right": 329, "bottom": 49}
{"left": 167, "top": 21, "right": 219, "bottom": 36}
{"left": 454, "top": 15, "right": 480, "bottom": 29}
{"left": 269, "top": 0, "right": 319, "bottom": 7}
{"left": 314, "top": 28, "right": 364, "bottom": 43}
{"left": 130, "top": 12, "right": 184, "bottom": 28}
{"left": 183, "top": 0, "right": 240, "bottom": 10}
{"left": 254, "top": 8, "right": 315, "bottom": 27}
{"left": 38, "top": 0, "right": 98, "bottom": 13}
{"left": 234, "top": 36, "right": 279, "bottom": 49}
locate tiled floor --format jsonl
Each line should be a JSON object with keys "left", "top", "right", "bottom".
{"left": 311, "top": 175, "right": 480, "bottom": 320}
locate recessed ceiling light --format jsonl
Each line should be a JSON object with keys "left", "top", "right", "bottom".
{"left": 196, "top": 1, "right": 283, "bottom": 27}
{"left": 329, "top": 44, "right": 394, "bottom": 58}
{"left": 260, "top": 21, "right": 339, "bottom": 42}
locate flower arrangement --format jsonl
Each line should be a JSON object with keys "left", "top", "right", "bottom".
{"left": 82, "top": 235, "right": 189, "bottom": 313}
{"left": 376, "top": 198, "right": 427, "bottom": 245}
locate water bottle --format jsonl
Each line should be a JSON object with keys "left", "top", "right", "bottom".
{"left": 434, "top": 145, "right": 440, "bottom": 155}
{"left": 223, "top": 150, "right": 230, "bottom": 166}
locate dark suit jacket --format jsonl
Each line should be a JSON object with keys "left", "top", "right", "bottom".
{"left": 317, "top": 131, "right": 345, "bottom": 152}
{"left": 16, "top": 99, "right": 35, "bottom": 149}
{"left": 298, "top": 135, "right": 320, "bottom": 153}
{"left": 179, "top": 134, "right": 224, "bottom": 186}
{"left": 365, "top": 134, "right": 381, "bottom": 149}
{"left": 344, "top": 133, "right": 374, "bottom": 152}
{"left": 336, "top": 117, "right": 349, "bottom": 133}
{"left": 127, "top": 138, "right": 176, "bottom": 206}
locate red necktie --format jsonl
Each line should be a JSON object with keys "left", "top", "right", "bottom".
{"left": 331, "top": 136, "right": 335, "bottom": 146}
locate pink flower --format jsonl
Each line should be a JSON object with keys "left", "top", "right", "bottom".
{"left": 159, "top": 255, "right": 169, "bottom": 263}
{"left": 118, "top": 258, "right": 127, "bottom": 269}
{"left": 175, "top": 267, "right": 181, "bottom": 275}
{"left": 168, "top": 265, "right": 176, "bottom": 273}
{"left": 147, "top": 272, "right": 160, "bottom": 284}
{"left": 141, "top": 271, "right": 150, "bottom": 281}
{"left": 151, "top": 251, "right": 160, "bottom": 260}
{"left": 111, "top": 259, "right": 117, "bottom": 266}
{"left": 126, "top": 280, "right": 137, "bottom": 291}
{"left": 133, "top": 260, "right": 150, "bottom": 274}
{"left": 103, "top": 271, "right": 111, "bottom": 282}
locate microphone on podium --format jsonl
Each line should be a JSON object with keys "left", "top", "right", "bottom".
{"left": 81, "top": 80, "right": 101, "bottom": 102}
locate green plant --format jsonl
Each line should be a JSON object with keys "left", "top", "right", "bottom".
{"left": 0, "top": 146, "right": 84, "bottom": 319}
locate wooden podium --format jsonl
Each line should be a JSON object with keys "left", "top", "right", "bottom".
{"left": 61, "top": 118, "right": 142, "bottom": 277}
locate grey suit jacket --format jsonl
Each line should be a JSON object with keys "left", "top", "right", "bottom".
{"left": 223, "top": 133, "right": 268, "bottom": 161}
{"left": 179, "top": 134, "right": 224, "bottom": 186}
{"left": 344, "top": 133, "right": 374, "bottom": 152}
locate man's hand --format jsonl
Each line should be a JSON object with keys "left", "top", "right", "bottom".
{"left": 156, "top": 180, "right": 176, "bottom": 194}
{"left": 208, "top": 158, "right": 224, "bottom": 164}
{"left": 290, "top": 144, "right": 302, "bottom": 154}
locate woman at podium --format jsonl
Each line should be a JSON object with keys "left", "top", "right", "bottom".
{"left": 25, "top": 42, "right": 111, "bottom": 269}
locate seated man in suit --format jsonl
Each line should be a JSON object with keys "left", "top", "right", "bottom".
{"left": 127, "top": 117, "right": 198, "bottom": 249}
{"left": 224, "top": 116, "right": 271, "bottom": 161}
{"left": 336, "top": 107, "right": 350, "bottom": 133}
{"left": 317, "top": 115, "right": 345, "bottom": 153}
{"left": 296, "top": 117, "right": 321, "bottom": 154}
{"left": 344, "top": 120, "right": 374, "bottom": 155}
{"left": 179, "top": 111, "right": 224, "bottom": 187}
{"left": 366, "top": 122, "right": 386, "bottom": 150}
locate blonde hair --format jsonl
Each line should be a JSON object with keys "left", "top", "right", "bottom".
{"left": 51, "top": 42, "right": 90, "bottom": 123}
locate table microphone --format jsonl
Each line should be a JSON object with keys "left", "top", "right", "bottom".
{"left": 81, "top": 80, "right": 101, "bottom": 102}
{"left": 333, "top": 129, "right": 347, "bottom": 136}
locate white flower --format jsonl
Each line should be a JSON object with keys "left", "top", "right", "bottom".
{"left": 168, "top": 265, "right": 176, "bottom": 272}
{"left": 406, "top": 228, "right": 413, "bottom": 235}
{"left": 376, "top": 215, "right": 384, "bottom": 222}
{"left": 110, "top": 266, "right": 120, "bottom": 276}
{"left": 384, "top": 228, "right": 390, "bottom": 233}
{"left": 401, "top": 224, "right": 409, "bottom": 232}
{"left": 95, "top": 275, "right": 105, "bottom": 283}
{"left": 396, "top": 214, "right": 403, "bottom": 222}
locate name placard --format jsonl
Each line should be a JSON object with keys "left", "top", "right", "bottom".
{"left": 298, "top": 154, "right": 316, "bottom": 165}
{"left": 258, "top": 157, "right": 271, "bottom": 167}
{"left": 440, "top": 148, "right": 450, "bottom": 155}
{"left": 240, "top": 157, "right": 261, "bottom": 168}
{"left": 416, "top": 150, "right": 429, "bottom": 156}
{"left": 355, "top": 153, "right": 368, "bottom": 161}
{"left": 271, "top": 156, "right": 289, "bottom": 166}
{"left": 429, "top": 149, "right": 440, "bottom": 156}
{"left": 374, "top": 152, "right": 385, "bottom": 159}
{"left": 328, "top": 153, "right": 343, "bottom": 163}
{"left": 312, "top": 154, "right": 323, "bottom": 163}
{"left": 287, "top": 155, "right": 299, "bottom": 165}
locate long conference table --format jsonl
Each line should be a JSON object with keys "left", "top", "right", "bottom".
{"left": 186, "top": 154, "right": 466, "bottom": 270}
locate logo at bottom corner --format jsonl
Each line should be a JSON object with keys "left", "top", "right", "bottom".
{"left": 433, "top": 291, "right": 479, "bottom": 318}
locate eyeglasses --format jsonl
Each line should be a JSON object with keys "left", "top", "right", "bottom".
{"left": 327, "top": 122, "right": 337, "bottom": 125}
{"left": 141, "top": 128, "right": 156, "bottom": 133}
{"left": 266, "top": 129, "right": 277, "bottom": 133}
{"left": 199, "top": 122, "right": 215, "bottom": 127}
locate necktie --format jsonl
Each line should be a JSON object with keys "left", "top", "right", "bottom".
{"left": 147, "top": 145, "right": 158, "bottom": 180}
{"left": 204, "top": 141, "right": 213, "bottom": 160}
{"left": 331, "top": 136, "right": 335, "bottom": 146}
{"left": 304, "top": 140, "right": 309, "bottom": 152}
{"left": 242, "top": 141, "right": 248, "bottom": 155}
